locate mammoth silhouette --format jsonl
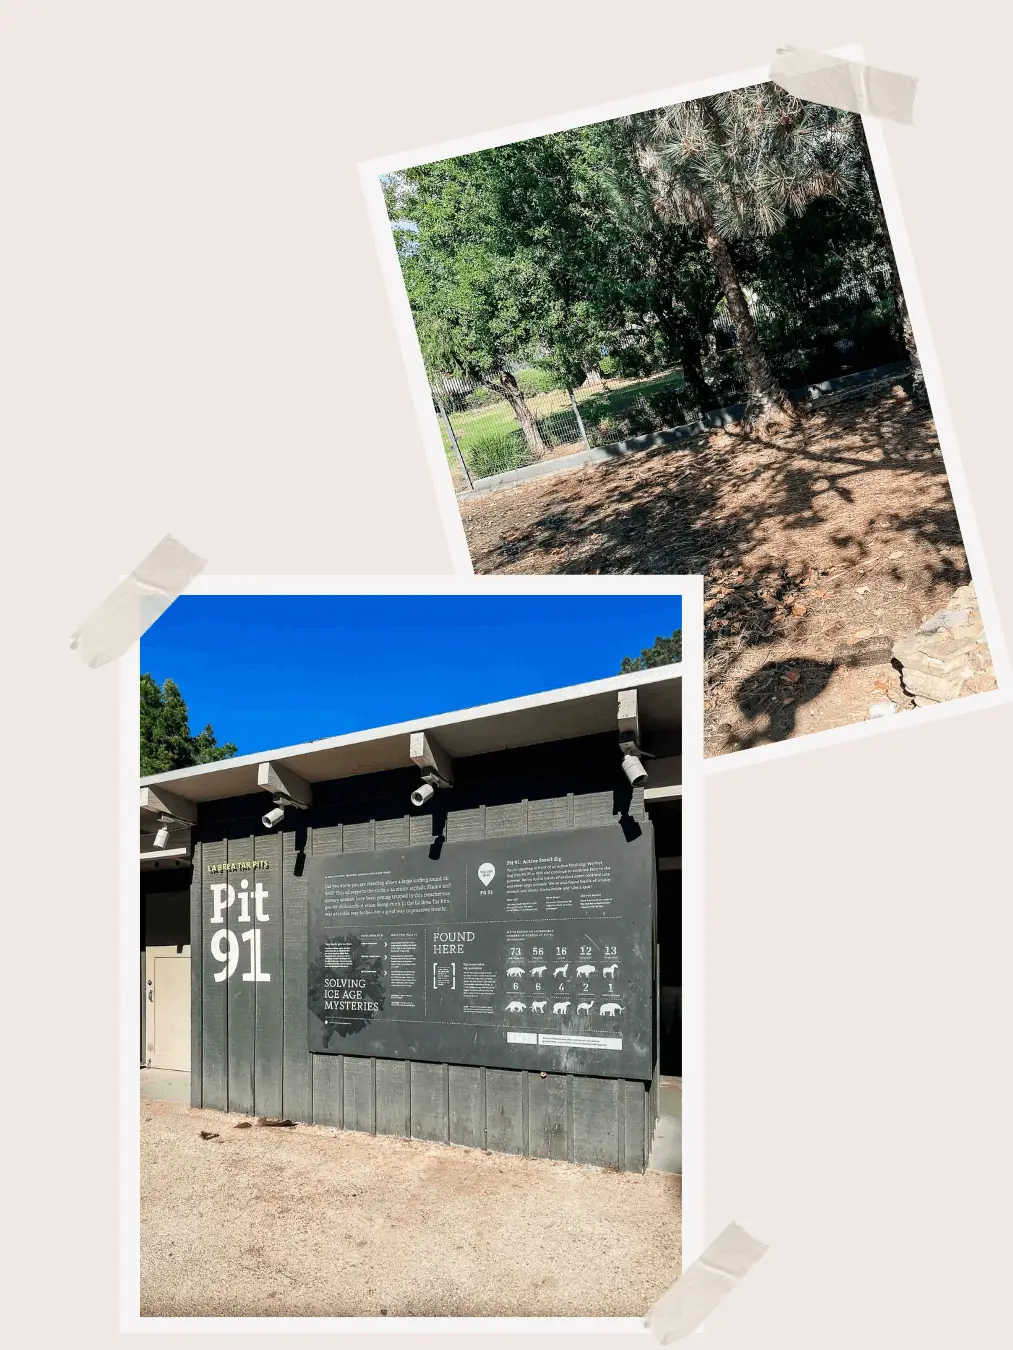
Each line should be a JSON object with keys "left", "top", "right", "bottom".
{"left": 505, "top": 1000, "right": 525, "bottom": 1013}
{"left": 553, "top": 963, "right": 570, "bottom": 978}
{"left": 552, "top": 1000, "right": 571, "bottom": 1015}
{"left": 599, "top": 1002, "right": 623, "bottom": 1016}
{"left": 576, "top": 964, "right": 595, "bottom": 978}
{"left": 530, "top": 999, "right": 547, "bottom": 1013}
{"left": 576, "top": 1000, "right": 595, "bottom": 1014}
{"left": 506, "top": 966, "right": 525, "bottom": 978}
{"left": 602, "top": 963, "right": 618, "bottom": 979}
{"left": 529, "top": 965, "right": 547, "bottom": 977}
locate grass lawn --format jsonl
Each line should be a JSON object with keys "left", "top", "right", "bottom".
{"left": 441, "top": 368, "right": 687, "bottom": 481}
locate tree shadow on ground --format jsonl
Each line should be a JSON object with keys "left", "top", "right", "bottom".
{"left": 464, "top": 383, "right": 976, "bottom": 748}
{"left": 721, "top": 658, "right": 836, "bottom": 750}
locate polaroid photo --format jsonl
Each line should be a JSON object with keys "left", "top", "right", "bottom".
{"left": 127, "top": 575, "right": 702, "bottom": 1329}
{"left": 360, "top": 44, "right": 1012, "bottom": 768}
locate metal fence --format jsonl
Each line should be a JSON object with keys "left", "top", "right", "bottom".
{"left": 435, "top": 263, "right": 902, "bottom": 493}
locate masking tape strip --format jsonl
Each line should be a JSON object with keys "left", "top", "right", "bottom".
{"left": 770, "top": 45, "right": 917, "bottom": 123}
{"left": 644, "top": 1221, "right": 768, "bottom": 1343}
{"left": 70, "top": 534, "right": 206, "bottom": 668}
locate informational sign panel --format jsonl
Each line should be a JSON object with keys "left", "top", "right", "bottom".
{"left": 306, "top": 823, "right": 655, "bottom": 1079}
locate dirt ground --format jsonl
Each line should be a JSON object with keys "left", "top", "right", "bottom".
{"left": 140, "top": 1100, "right": 681, "bottom": 1318}
{"left": 460, "top": 381, "right": 996, "bottom": 754}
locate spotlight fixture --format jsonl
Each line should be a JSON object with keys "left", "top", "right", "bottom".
{"left": 257, "top": 762, "right": 312, "bottom": 830}
{"left": 621, "top": 753, "right": 649, "bottom": 787}
{"left": 153, "top": 825, "right": 169, "bottom": 849}
{"left": 408, "top": 731, "right": 454, "bottom": 810}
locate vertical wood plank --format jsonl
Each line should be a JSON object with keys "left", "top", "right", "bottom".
{"left": 341, "top": 820, "right": 376, "bottom": 854}
{"left": 484, "top": 802, "right": 526, "bottom": 837}
{"left": 375, "top": 816, "right": 410, "bottom": 849}
{"left": 343, "top": 1056, "right": 376, "bottom": 1132}
{"left": 573, "top": 790, "right": 616, "bottom": 829}
{"left": 375, "top": 1058, "right": 409, "bottom": 1136}
{"left": 448, "top": 1065, "right": 484, "bottom": 1148}
{"left": 408, "top": 813, "right": 433, "bottom": 846}
{"left": 311, "top": 1054, "right": 343, "bottom": 1128}
{"left": 253, "top": 829, "right": 283, "bottom": 1117}
{"left": 572, "top": 1077, "right": 620, "bottom": 1168}
{"left": 623, "top": 1081, "right": 647, "bottom": 1173}
{"left": 282, "top": 824, "right": 312, "bottom": 1123}
{"left": 527, "top": 796, "right": 570, "bottom": 833}
{"left": 445, "top": 806, "right": 485, "bottom": 842}
{"left": 200, "top": 839, "right": 228, "bottom": 1111}
{"left": 410, "top": 1062, "right": 446, "bottom": 1141}
{"left": 226, "top": 834, "right": 256, "bottom": 1116}
{"left": 528, "top": 1072, "right": 568, "bottom": 1160}
{"left": 312, "top": 823, "right": 343, "bottom": 858}
{"left": 485, "top": 1069, "right": 525, "bottom": 1155}
{"left": 189, "top": 842, "right": 203, "bottom": 1106}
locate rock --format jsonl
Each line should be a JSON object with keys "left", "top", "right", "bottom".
{"left": 949, "top": 583, "right": 976, "bottom": 605}
{"left": 869, "top": 702, "right": 898, "bottom": 718}
{"left": 894, "top": 626, "right": 981, "bottom": 673}
{"left": 898, "top": 667, "right": 968, "bottom": 702}
{"left": 918, "top": 609, "right": 969, "bottom": 634}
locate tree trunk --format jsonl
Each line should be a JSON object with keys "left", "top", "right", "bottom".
{"left": 654, "top": 305, "right": 715, "bottom": 414}
{"left": 493, "top": 371, "right": 547, "bottom": 458}
{"left": 857, "top": 131, "right": 926, "bottom": 404}
{"left": 701, "top": 217, "right": 795, "bottom": 422}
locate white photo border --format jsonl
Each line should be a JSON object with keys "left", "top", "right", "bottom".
{"left": 124, "top": 572, "right": 705, "bottom": 1334}
{"left": 358, "top": 43, "right": 1013, "bottom": 773}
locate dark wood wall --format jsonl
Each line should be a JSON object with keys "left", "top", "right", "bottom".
{"left": 187, "top": 733, "right": 661, "bottom": 1171}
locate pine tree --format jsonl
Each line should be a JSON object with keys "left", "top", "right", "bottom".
{"left": 638, "top": 85, "right": 853, "bottom": 423}
{"left": 140, "top": 673, "right": 238, "bottom": 775}
{"left": 619, "top": 631, "right": 683, "bottom": 673}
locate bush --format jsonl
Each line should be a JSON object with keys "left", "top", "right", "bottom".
{"left": 515, "top": 367, "right": 561, "bottom": 397}
{"left": 465, "top": 430, "right": 531, "bottom": 479}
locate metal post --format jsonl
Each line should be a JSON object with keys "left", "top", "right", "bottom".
{"left": 433, "top": 385, "right": 472, "bottom": 491}
{"left": 569, "top": 387, "right": 592, "bottom": 453}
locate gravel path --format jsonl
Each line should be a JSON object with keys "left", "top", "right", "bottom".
{"left": 140, "top": 1100, "right": 681, "bottom": 1318}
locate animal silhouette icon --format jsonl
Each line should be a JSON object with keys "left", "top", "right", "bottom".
{"left": 602, "top": 963, "right": 618, "bottom": 979}
{"left": 552, "top": 1000, "right": 571, "bottom": 1015}
{"left": 505, "top": 1000, "right": 525, "bottom": 1013}
{"left": 530, "top": 1000, "right": 547, "bottom": 1013}
{"left": 553, "top": 963, "right": 570, "bottom": 978}
{"left": 529, "top": 965, "right": 547, "bottom": 977}
{"left": 599, "top": 1002, "right": 623, "bottom": 1016}
{"left": 576, "top": 964, "right": 595, "bottom": 978}
{"left": 506, "top": 966, "right": 525, "bottom": 978}
{"left": 576, "top": 1000, "right": 595, "bottom": 1014}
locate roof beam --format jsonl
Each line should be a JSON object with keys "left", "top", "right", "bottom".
{"left": 257, "top": 760, "right": 312, "bottom": 809}
{"left": 409, "top": 731, "right": 454, "bottom": 788}
{"left": 617, "top": 688, "right": 641, "bottom": 750}
{"left": 139, "top": 785, "right": 197, "bottom": 824}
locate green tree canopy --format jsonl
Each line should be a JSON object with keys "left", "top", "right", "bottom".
{"left": 140, "top": 673, "right": 238, "bottom": 776}
{"left": 619, "top": 630, "right": 683, "bottom": 673}
{"left": 638, "top": 84, "right": 856, "bottom": 418}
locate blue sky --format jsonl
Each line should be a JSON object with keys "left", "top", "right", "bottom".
{"left": 140, "top": 593, "right": 682, "bottom": 755}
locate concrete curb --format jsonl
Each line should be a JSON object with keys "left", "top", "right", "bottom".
{"left": 457, "top": 360, "right": 911, "bottom": 499}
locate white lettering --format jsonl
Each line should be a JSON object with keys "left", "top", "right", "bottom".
{"left": 211, "top": 928, "right": 238, "bottom": 981}
{"left": 209, "top": 883, "right": 235, "bottom": 926}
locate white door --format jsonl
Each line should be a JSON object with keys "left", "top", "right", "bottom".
{"left": 146, "top": 946, "right": 191, "bottom": 1071}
